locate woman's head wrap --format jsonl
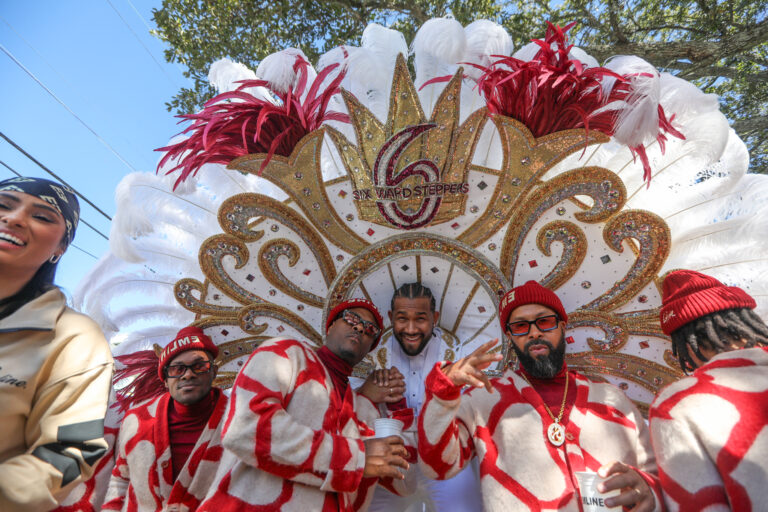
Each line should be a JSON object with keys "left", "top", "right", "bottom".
{"left": 0, "top": 177, "right": 80, "bottom": 247}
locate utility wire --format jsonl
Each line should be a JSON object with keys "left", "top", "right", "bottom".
{"left": 70, "top": 243, "right": 101, "bottom": 260}
{"left": 0, "top": 132, "right": 112, "bottom": 221}
{"left": 0, "top": 43, "right": 140, "bottom": 174}
{"left": 0, "top": 158, "right": 22, "bottom": 177}
{"left": 0, "top": 156, "right": 111, "bottom": 241}
{"left": 105, "top": 0, "right": 179, "bottom": 88}
{"left": 123, "top": 0, "right": 190, "bottom": 77}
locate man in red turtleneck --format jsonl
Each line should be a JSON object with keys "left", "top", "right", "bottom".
{"left": 418, "top": 281, "right": 663, "bottom": 512}
{"left": 198, "top": 298, "right": 412, "bottom": 511}
{"left": 103, "top": 327, "right": 227, "bottom": 511}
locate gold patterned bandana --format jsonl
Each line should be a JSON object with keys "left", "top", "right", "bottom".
{"left": 0, "top": 176, "right": 80, "bottom": 247}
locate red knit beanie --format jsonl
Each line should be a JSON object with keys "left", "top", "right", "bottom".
{"left": 498, "top": 280, "right": 568, "bottom": 330}
{"left": 660, "top": 270, "right": 756, "bottom": 335}
{"left": 326, "top": 298, "right": 384, "bottom": 350}
{"left": 157, "top": 326, "right": 219, "bottom": 380}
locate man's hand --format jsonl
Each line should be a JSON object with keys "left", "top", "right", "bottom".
{"left": 598, "top": 461, "right": 655, "bottom": 512}
{"left": 363, "top": 436, "right": 409, "bottom": 479}
{"left": 358, "top": 367, "right": 405, "bottom": 404}
{"left": 442, "top": 339, "right": 502, "bottom": 393}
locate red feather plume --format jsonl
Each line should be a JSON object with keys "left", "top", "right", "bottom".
{"left": 157, "top": 57, "right": 349, "bottom": 190}
{"left": 112, "top": 349, "right": 164, "bottom": 413}
{"left": 474, "top": 22, "right": 683, "bottom": 184}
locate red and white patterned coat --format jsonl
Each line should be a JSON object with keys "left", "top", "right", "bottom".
{"left": 198, "top": 337, "right": 406, "bottom": 512}
{"left": 102, "top": 389, "right": 228, "bottom": 511}
{"left": 418, "top": 364, "right": 663, "bottom": 511}
{"left": 649, "top": 346, "right": 768, "bottom": 511}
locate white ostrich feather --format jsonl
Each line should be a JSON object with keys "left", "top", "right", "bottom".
{"left": 603, "top": 55, "right": 661, "bottom": 148}
{"left": 208, "top": 58, "right": 258, "bottom": 93}
{"left": 256, "top": 48, "right": 317, "bottom": 96}
{"left": 361, "top": 23, "right": 408, "bottom": 69}
{"left": 412, "top": 17, "right": 466, "bottom": 113}
{"left": 462, "top": 20, "right": 512, "bottom": 80}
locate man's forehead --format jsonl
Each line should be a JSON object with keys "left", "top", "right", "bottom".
{"left": 392, "top": 296, "right": 433, "bottom": 313}
{"left": 509, "top": 304, "right": 557, "bottom": 321}
{"left": 169, "top": 349, "right": 210, "bottom": 364}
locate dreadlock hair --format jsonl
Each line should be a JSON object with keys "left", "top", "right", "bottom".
{"left": 671, "top": 307, "right": 768, "bottom": 374}
{"left": 391, "top": 282, "right": 436, "bottom": 312}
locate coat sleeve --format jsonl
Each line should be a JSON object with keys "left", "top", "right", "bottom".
{"left": 101, "top": 417, "right": 133, "bottom": 511}
{"left": 220, "top": 340, "right": 367, "bottom": 493}
{"left": 0, "top": 321, "right": 113, "bottom": 511}
{"left": 417, "top": 363, "right": 477, "bottom": 481}
{"left": 620, "top": 391, "right": 665, "bottom": 511}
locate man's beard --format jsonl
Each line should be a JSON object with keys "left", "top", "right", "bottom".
{"left": 394, "top": 330, "right": 433, "bottom": 356}
{"left": 511, "top": 334, "right": 566, "bottom": 378}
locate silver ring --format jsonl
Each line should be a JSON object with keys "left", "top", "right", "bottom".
{"left": 389, "top": 388, "right": 393, "bottom": 394}
{"left": 634, "top": 488, "right": 642, "bottom": 496}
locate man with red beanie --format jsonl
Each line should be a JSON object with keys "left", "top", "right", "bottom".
{"left": 649, "top": 270, "right": 768, "bottom": 511}
{"left": 103, "top": 326, "right": 228, "bottom": 511}
{"left": 419, "top": 280, "right": 662, "bottom": 511}
{"left": 198, "top": 298, "right": 412, "bottom": 511}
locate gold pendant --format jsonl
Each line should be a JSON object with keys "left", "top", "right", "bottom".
{"left": 547, "top": 422, "right": 565, "bottom": 446}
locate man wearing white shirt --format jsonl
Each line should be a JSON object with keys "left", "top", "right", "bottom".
{"left": 365, "top": 283, "right": 482, "bottom": 512}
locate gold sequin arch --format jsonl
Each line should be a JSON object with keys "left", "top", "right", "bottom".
{"left": 175, "top": 55, "right": 682, "bottom": 414}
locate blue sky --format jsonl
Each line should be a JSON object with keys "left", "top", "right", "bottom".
{"left": 1, "top": 0, "right": 189, "bottom": 295}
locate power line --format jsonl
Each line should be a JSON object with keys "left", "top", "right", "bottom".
{"left": 0, "top": 42, "right": 140, "bottom": 174}
{"left": 0, "top": 156, "right": 111, "bottom": 241}
{"left": 70, "top": 243, "right": 101, "bottom": 260}
{"left": 0, "top": 158, "right": 22, "bottom": 177}
{"left": 123, "top": 0, "right": 190, "bottom": 77}
{"left": 0, "top": 132, "right": 112, "bottom": 221}
{"left": 105, "top": 0, "right": 179, "bottom": 88}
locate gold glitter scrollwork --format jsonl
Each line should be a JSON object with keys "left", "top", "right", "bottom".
{"left": 258, "top": 239, "right": 330, "bottom": 308}
{"left": 663, "top": 349, "right": 682, "bottom": 372}
{"left": 568, "top": 311, "right": 630, "bottom": 353}
{"left": 567, "top": 351, "right": 683, "bottom": 407}
{"left": 239, "top": 304, "right": 322, "bottom": 347}
{"left": 536, "top": 221, "right": 588, "bottom": 290}
{"left": 227, "top": 133, "right": 368, "bottom": 253}
{"left": 617, "top": 310, "right": 668, "bottom": 339}
{"left": 377, "top": 348, "right": 388, "bottom": 369}
{"left": 582, "top": 210, "right": 670, "bottom": 311}
{"left": 458, "top": 118, "right": 610, "bottom": 248}
{"left": 174, "top": 278, "right": 241, "bottom": 316}
{"left": 499, "top": 168, "right": 626, "bottom": 281}
{"left": 219, "top": 194, "right": 338, "bottom": 283}
{"left": 216, "top": 336, "right": 270, "bottom": 366}
{"left": 199, "top": 234, "right": 264, "bottom": 305}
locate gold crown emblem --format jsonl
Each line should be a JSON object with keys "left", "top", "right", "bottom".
{"left": 325, "top": 54, "right": 485, "bottom": 229}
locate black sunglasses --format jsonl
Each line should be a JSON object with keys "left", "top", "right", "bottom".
{"left": 339, "top": 309, "right": 381, "bottom": 338}
{"left": 506, "top": 314, "right": 559, "bottom": 336}
{"left": 164, "top": 360, "right": 213, "bottom": 378}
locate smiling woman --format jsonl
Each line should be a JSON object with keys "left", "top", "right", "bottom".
{"left": 0, "top": 176, "right": 113, "bottom": 511}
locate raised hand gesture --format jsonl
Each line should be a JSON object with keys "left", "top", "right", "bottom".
{"left": 442, "top": 339, "right": 502, "bottom": 393}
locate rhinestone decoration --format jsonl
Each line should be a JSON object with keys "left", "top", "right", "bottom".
{"left": 271, "top": 225, "right": 279, "bottom": 232}
{"left": 619, "top": 382, "right": 629, "bottom": 390}
{"left": 488, "top": 243, "right": 497, "bottom": 251}
{"left": 401, "top": 264, "right": 409, "bottom": 271}
{"left": 338, "top": 190, "right": 347, "bottom": 198}
{"left": 639, "top": 340, "right": 650, "bottom": 349}
{"left": 556, "top": 206, "right": 566, "bottom": 216}
{"left": 451, "top": 222, "right": 460, "bottom": 229}
{"left": 581, "top": 281, "right": 591, "bottom": 289}
{"left": 277, "top": 325, "right": 285, "bottom": 333}
{"left": 430, "top": 266, "right": 439, "bottom": 273}
{"left": 269, "top": 289, "right": 276, "bottom": 296}
{"left": 638, "top": 295, "right": 648, "bottom": 303}
{"left": 600, "top": 255, "right": 611, "bottom": 264}
{"left": 565, "top": 336, "right": 575, "bottom": 344}
{"left": 294, "top": 171, "right": 303, "bottom": 180}
{"left": 302, "top": 269, "right": 311, "bottom": 276}
{"left": 477, "top": 181, "right": 488, "bottom": 190}
{"left": 478, "top": 306, "right": 486, "bottom": 313}
{"left": 346, "top": 214, "right": 354, "bottom": 221}
{"left": 246, "top": 274, "right": 255, "bottom": 282}
{"left": 221, "top": 329, "right": 229, "bottom": 336}
{"left": 336, "top": 254, "right": 344, "bottom": 261}
{"left": 529, "top": 260, "right": 538, "bottom": 268}
{"left": 470, "top": 205, "right": 479, "bottom": 213}
{"left": 366, "top": 228, "right": 375, "bottom": 236}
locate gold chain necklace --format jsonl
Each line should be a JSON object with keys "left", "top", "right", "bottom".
{"left": 519, "top": 372, "right": 569, "bottom": 446}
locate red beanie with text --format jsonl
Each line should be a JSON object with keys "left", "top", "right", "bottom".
{"left": 498, "top": 280, "right": 568, "bottom": 330}
{"left": 157, "top": 327, "right": 219, "bottom": 380}
{"left": 660, "top": 270, "right": 756, "bottom": 335}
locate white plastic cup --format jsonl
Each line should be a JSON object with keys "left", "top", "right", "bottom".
{"left": 373, "top": 418, "right": 404, "bottom": 438}
{"left": 574, "top": 471, "right": 620, "bottom": 512}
